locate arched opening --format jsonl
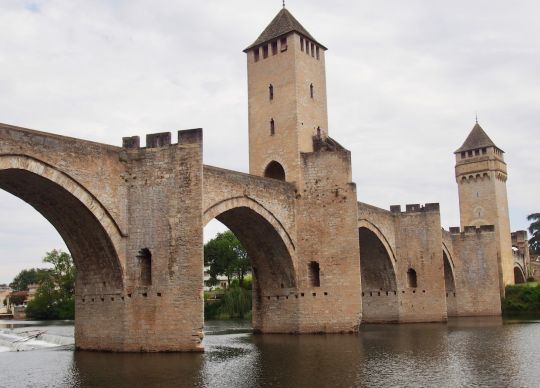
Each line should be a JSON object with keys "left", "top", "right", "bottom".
{"left": 0, "top": 168, "right": 123, "bottom": 291}
{"left": 359, "top": 227, "right": 398, "bottom": 323}
{"left": 443, "top": 250, "right": 457, "bottom": 317}
{"left": 0, "top": 166, "right": 124, "bottom": 348}
{"left": 264, "top": 161, "right": 285, "bottom": 181}
{"left": 514, "top": 266, "right": 526, "bottom": 284}
{"left": 203, "top": 205, "right": 296, "bottom": 333}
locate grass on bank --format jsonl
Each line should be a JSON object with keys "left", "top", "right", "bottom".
{"left": 502, "top": 283, "right": 540, "bottom": 315}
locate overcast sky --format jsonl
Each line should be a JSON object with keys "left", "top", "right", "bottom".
{"left": 0, "top": 0, "right": 538, "bottom": 284}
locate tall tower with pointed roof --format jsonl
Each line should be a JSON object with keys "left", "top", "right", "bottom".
{"left": 455, "top": 122, "right": 514, "bottom": 294}
{"left": 244, "top": 7, "right": 329, "bottom": 184}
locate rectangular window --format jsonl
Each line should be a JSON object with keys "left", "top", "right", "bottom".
{"left": 306, "top": 41, "right": 310, "bottom": 55}
{"left": 253, "top": 48, "right": 260, "bottom": 62}
{"left": 482, "top": 148, "right": 487, "bottom": 154}
{"left": 316, "top": 46, "right": 320, "bottom": 60}
{"left": 138, "top": 248, "right": 152, "bottom": 286}
{"left": 461, "top": 152, "right": 466, "bottom": 159}
{"left": 475, "top": 149, "right": 480, "bottom": 156}
{"left": 308, "top": 261, "right": 320, "bottom": 287}
{"left": 300, "top": 37, "right": 304, "bottom": 51}
{"left": 271, "top": 41, "right": 278, "bottom": 55}
{"left": 311, "top": 43, "right": 315, "bottom": 57}
{"left": 263, "top": 45, "right": 269, "bottom": 58}
{"left": 280, "top": 37, "right": 287, "bottom": 51}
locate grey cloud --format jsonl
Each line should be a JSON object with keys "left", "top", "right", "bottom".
{"left": 0, "top": 0, "right": 538, "bottom": 283}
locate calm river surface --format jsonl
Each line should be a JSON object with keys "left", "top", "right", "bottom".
{"left": 1, "top": 317, "right": 540, "bottom": 387}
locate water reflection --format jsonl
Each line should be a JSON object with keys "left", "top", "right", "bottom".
{"left": 1, "top": 317, "right": 540, "bottom": 387}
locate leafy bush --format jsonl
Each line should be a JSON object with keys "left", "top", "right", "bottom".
{"left": 26, "top": 250, "right": 75, "bottom": 320}
{"left": 204, "top": 285, "right": 252, "bottom": 320}
{"left": 502, "top": 284, "right": 540, "bottom": 314}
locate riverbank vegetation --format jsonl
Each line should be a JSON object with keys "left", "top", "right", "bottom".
{"left": 8, "top": 250, "right": 75, "bottom": 320}
{"left": 204, "top": 280, "right": 252, "bottom": 320}
{"left": 204, "top": 230, "right": 252, "bottom": 320}
{"left": 502, "top": 283, "right": 540, "bottom": 315}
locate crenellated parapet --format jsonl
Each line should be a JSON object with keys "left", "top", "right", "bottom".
{"left": 449, "top": 225, "right": 496, "bottom": 235}
{"left": 122, "top": 128, "right": 202, "bottom": 150}
{"left": 389, "top": 203, "right": 440, "bottom": 214}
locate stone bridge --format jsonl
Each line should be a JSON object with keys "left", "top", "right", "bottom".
{"left": 0, "top": 123, "right": 504, "bottom": 352}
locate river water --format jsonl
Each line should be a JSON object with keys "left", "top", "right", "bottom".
{"left": 1, "top": 317, "right": 539, "bottom": 387}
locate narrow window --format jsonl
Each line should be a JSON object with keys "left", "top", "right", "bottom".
{"left": 316, "top": 46, "right": 320, "bottom": 60}
{"left": 138, "top": 248, "right": 152, "bottom": 286}
{"left": 253, "top": 48, "right": 260, "bottom": 62}
{"left": 310, "top": 83, "right": 314, "bottom": 98}
{"left": 271, "top": 41, "right": 278, "bottom": 55}
{"left": 317, "top": 127, "right": 321, "bottom": 138}
{"left": 280, "top": 37, "right": 287, "bottom": 51}
{"left": 263, "top": 45, "right": 269, "bottom": 58}
{"left": 300, "top": 37, "right": 304, "bottom": 51}
{"left": 308, "top": 261, "right": 320, "bottom": 287}
{"left": 407, "top": 268, "right": 417, "bottom": 288}
{"left": 311, "top": 43, "right": 315, "bottom": 57}
{"left": 270, "top": 118, "right": 275, "bottom": 135}
{"left": 305, "top": 41, "right": 310, "bottom": 55}
{"left": 269, "top": 84, "right": 274, "bottom": 100}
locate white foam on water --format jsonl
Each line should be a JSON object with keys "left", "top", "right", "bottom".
{"left": 0, "top": 329, "right": 72, "bottom": 351}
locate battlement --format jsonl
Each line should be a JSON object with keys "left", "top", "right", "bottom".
{"left": 390, "top": 203, "right": 440, "bottom": 214}
{"left": 122, "top": 129, "right": 202, "bottom": 149}
{"left": 511, "top": 230, "right": 528, "bottom": 243}
{"left": 449, "top": 225, "right": 495, "bottom": 235}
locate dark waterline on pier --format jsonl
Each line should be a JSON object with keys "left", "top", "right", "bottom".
{"left": 1, "top": 317, "right": 540, "bottom": 387}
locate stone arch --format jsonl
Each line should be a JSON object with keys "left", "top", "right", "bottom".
{"left": 442, "top": 245, "right": 457, "bottom": 316}
{"left": 358, "top": 225, "right": 398, "bottom": 323}
{"left": 0, "top": 155, "right": 124, "bottom": 292}
{"left": 514, "top": 264, "right": 526, "bottom": 284}
{"left": 203, "top": 196, "right": 297, "bottom": 331}
{"left": 264, "top": 161, "right": 286, "bottom": 181}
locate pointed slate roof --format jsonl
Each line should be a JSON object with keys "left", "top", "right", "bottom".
{"left": 244, "top": 8, "right": 326, "bottom": 52}
{"left": 455, "top": 122, "right": 502, "bottom": 153}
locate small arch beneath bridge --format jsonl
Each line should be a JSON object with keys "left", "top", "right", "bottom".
{"left": 264, "top": 161, "right": 286, "bottom": 181}
{"left": 514, "top": 264, "right": 526, "bottom": 284}
{"left": 443, "top": 245, "right": 457, "bottom": 317}
{"left": 0, "top": 155, "right": 124, "bottom": 292}
{"left": 358, "top": 225, "right": 398, "bottom": 323}
{"left": 204, "top": 196, "right": 297, "bottom": 332}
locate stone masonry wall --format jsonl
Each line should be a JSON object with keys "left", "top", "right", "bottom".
{"left": 448, "top": 225, "right": 501, "bottom": 316}
{"left": 295, "top": 143, "right": 362, "bottom": 332}
{"left": 394, "top": 204, "right": 447, "bottom": 322}
{"left": 120, "top": 129, "right": 204, "bottom": 351}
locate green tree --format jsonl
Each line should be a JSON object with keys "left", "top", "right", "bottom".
{"left": 26, "top": 250, "right": 76, "bottom": 320}
{"left": 528, "top": 213, "right": 540, "bottom": 255}
{"left": 9, "top": 268, "right": 48, "bottom": 291}
{"left": 204, "top": 230, "right": 250, "bottom": 288}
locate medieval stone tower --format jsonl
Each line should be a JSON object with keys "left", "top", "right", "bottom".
{"left": 244, "top": 7, "right": 329, "bottom": 184}
{"left": 455, "top": 122, "right": 514, "bottom": 295}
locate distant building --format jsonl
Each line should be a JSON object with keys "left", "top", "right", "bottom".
{"left": 203, "top": 266, "right": 228, "bottom": 291}
{"left": 0, "top": 284, "right": 12, "bottom": 314}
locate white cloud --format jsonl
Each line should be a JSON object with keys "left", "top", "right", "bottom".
{"left": 1, "top": 0, "right": 538, "bottom": 283}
